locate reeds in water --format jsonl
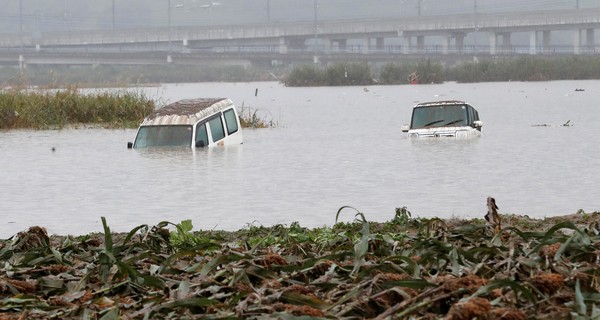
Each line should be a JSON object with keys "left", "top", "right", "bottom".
{"left": 0, "top": 87, "right": 155, "bottom": 129}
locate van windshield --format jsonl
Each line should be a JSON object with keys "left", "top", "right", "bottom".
{"left": 411, "top": 105, "right": 468, "bottom": 129}
{"left": 134, "top": 125, "right": 193, "bottom": 148}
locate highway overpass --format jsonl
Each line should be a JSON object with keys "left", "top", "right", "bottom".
{"left": 1, "top": 8, "right": 599, "bottom": 68}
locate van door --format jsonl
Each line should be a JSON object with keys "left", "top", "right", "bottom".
{"left": 223, "top": 108, "right": 239, "bottom": 135}
{"left": 195, "top": 122, "right": 209, "bottom": 147}
{"left": 207, "top": 114, "right": 226, "bottom": 144}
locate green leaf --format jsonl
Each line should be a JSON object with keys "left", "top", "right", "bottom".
{"left": 142, "top": 274, "right": 166, "bottom": 290}
{"left": 160, "top": 297, "right": 218, "bottom": 309}
{"left": 380, "top": 279, "right": 436, "bottom": 290}
{"left": 101, "top": 217, "right": 113, "bottom": 253}
{"left": 179, "top": 220, "right": 193, "bottom": 233}
{"left": 122, "top": 224, "right": 148, "bottom": 246}
{"left": 575, "top": 279, "right": 586, "bottom": 315}
{"left": 542, "top": 221, "right": 582, "bottom": 242}
{"left": 200, "top": 254, "right": 243, "bottom": 276}
{"left": 38, "top": 277, "right": 65, "bottom": 289}
{"left": 474, "top": 279, "right": 536, "bottom": 306}
{"left": 99, "top": 307, "right": 119, "bottom": 320}
{"left": 280, "top": 291, "right": 329, "bottom": 309}
{"left": 335, "top": 206, "right": 361, "bottom": 224}
{"left": 449, "top": 248, "right": 460, "bottom": 276}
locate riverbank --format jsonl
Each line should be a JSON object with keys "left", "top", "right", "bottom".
{"left": 282, "top": 56, "right": 600, "bottom": 86}
{"left": 1, "top": 210, "right": 599, "bottom": 319}
{"left": 3, "top": 55, "right": 600, "bottom": 89}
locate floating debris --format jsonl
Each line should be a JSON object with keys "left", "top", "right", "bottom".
{"left": 532, "top": 120, "right": 572, "bottom": 127}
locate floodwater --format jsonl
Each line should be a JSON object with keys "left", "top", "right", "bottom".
{"left": 2, "top": 80, "right": 599, "bottom": 238}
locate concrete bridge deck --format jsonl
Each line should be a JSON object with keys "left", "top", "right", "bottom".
{"left": 1, "top": 9, "right": 599, "bottom": 67}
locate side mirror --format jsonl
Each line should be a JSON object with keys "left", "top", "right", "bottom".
{"left": 195, "top": 140, "right": 206, "bottom": 148}
{"left": 473, "top": 121, "right": 483, "bottom": 128}
{"left": 401, "top": 124, "right": 410, "bottom": 132}
{"left": 127, "top": 142, "right": 133, "bottom": 149}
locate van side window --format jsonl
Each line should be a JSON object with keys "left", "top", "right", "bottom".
{"left": 467, "top": 106, "right": 475, "bottom": 125}
{"left": 195, "top": 123, "right": 208, "bottom": 147}
{"left": 208, "top": 115, "right": 225, "bottom": 142}
{"left": 223, "top": 108, "right": 239, "bottom": 135}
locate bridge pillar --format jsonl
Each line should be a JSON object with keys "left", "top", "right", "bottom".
{"left": 278, "top": 37, "right": 288, "bottom": 54}
{"left": 416, "top": 36, "right": 425, "bottom": 53}
{"left": 375, "top": 37, "right": 384, "bottom": 52}
{"left": 586, "top": 29, "right": 595, "bottom": 52}
{"left": 455, "top": 33, "right": 465, "bottom": 53}
{"left": 542, "top": 31, "right": 551, "bottom": 53}
{"left": 574, "top": 29, "right": 582, "bottom": 54}
{"left": 362, "top": 37, "right": 370, "bottom": 54}
{"left": 323, "top": 38, "right": 332, "bottom": 52}
{"left": 500, "top": 33, "right": 512, "bottom": 53}
{"left": 489, "top": 32, "right": 497, "bottom": 55}
{"left": 402, "top": 36, "right": 411, "bottom": 54}
{"left": 19, "top": 55, "right": 25, "bottom": 71}
{"left": 529, "top": 31, "right": 538, "bottom": 55}
{"left": 338, "top": 39, "right": 347, "bottom": 52}
{"left": 442, "top": 34, "right": 451, "bottom": 55}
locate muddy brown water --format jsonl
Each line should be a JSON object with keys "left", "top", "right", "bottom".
{"left": 1, "top": 80, "right": 599, "bottom": 237}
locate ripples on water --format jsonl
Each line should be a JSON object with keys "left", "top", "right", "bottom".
{"left": 1, "top": 80, "right": 599, "bottom": 237}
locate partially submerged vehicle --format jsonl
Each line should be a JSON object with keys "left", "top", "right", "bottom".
{"left": 401, "top": 100, "right": 483, "bottom": 138}
{"left": 128, "top": 98, "right": 243, "bottom": 148}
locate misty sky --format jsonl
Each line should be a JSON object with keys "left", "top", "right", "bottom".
{"left": 1, "top": 0, "right": 597, "bottom": 34}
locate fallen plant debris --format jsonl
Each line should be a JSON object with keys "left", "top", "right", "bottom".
{"left": 1, "top": 208, "right": 600, "bottom": 319}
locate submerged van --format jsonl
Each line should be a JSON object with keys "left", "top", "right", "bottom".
{"left": 401, "top": 100, "right": 483, "bottom": 138}
{"left": 128, "top": 98, "right": 243, "bottom": 148}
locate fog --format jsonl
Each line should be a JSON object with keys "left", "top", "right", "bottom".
{"left": 1, "top": 0, "right": 597, "bottom": 34}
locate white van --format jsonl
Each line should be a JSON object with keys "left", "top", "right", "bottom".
{"left": 401, "top": 100, "right": 483, "bottom": 138}
{"left": 128, "top": 98, "right": 243, "bottom": 148}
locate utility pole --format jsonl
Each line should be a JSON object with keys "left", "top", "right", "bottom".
{"left": 473, "top": 0, "right": 478, "bottom": 53}
{"left": 112, "top": 0, "right": 116, "bottom": 42}
{"left": 267, "top": 0, "right": 271, "bottom": 23}
{"left": 168, "top": 0, "right": 172, "bottom": 52}
{"left": 19, "top": 0, "right": 23, "bottom": 50}
{"left": 313, "top": 0, "right": 318, "bottom": 50}
{"left": 112, "top": 0, "right": 115, "bottom": 30}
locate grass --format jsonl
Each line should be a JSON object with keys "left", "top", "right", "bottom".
{"left": 1, "top": 208, "right": 599, "bottom": 319}
{"left": 0, "top": 87, "right": 155, "bottom": 130}
{"left": 0, "top": 88, "right": 274, "bottom": 130}
{"left": 238, "top": 103, "right": 277, "bottom": 128}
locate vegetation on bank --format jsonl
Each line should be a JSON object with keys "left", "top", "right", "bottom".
{"left": 283, "top": 56, "right": 600, "bottom": 86}
{"left": 0, "top": 88, "right": 155, "bottom": 130}
{"left": 283, "top": 62, "right": 376, "bottom": 87}
{"left": 0, "top": 64, "right": 278, "bottom": 88}
{"left": 3, "top": 55, "right": 600, "bottom": 89}
{"left": 1, "top": 208, "right": 599, "bottom": 319}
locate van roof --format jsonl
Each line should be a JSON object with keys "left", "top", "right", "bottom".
{"left": 141, "top": 98, "right": 234, "bottom": 126}
{"left": 415, "top": 100, "right": 468, "bottom": 107}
